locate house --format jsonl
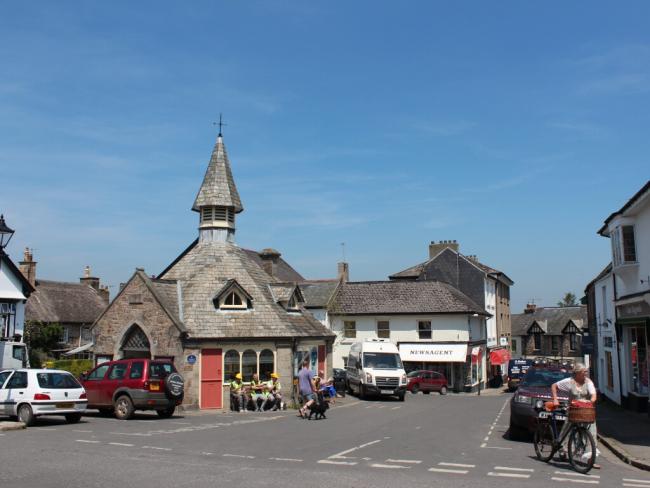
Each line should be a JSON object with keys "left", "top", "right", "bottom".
{"left": 90, "top": 132, "right": 335, "bottom": 410}
{"left": 511, "top": 304, "right": 588, "bottom": 361}
{"left": 594, "top": 180, "right": 650, "bottom": 414}
{"left": 0, "top": 215, "right": 35, "bottom": 340}
{"left": 390, "top": 240, "right": 514, "bottom": 384}
{"left": 20, "top": 249, "right": 109, "bottom": 358}
{"left": 327, "top": 279, "right": 491, "bottom": 392}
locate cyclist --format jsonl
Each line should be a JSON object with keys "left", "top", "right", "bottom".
{"left": 551, "top": 363, "right": 599, "bottom": 468}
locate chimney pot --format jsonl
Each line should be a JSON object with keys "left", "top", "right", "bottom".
{"left": 524, "top": 303, "right": 537, "bottom": 314}
{"left": 19, "top": 247, "right": 37, "bottom": 287}
{"left": 259, "top": 248, "right": 281, "bottom": 277}
{"left": 338, "top": 262, "right": 349, "bottom": 282}
{"left": 428, "top": 239, "right": 460, "bottom": 259}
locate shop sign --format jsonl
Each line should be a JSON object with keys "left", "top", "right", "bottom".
{"left": 399, "top": 343, "right": 468, "bottom": 362}
{"left": 499, "top": 337, "right": 508, "bottom": 346}
{"left": 617, "top": 300, "right": 650, "bottom": 319}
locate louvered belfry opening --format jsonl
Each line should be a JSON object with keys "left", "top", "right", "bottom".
{"left": 120, "top": 325, "right": 151, "bottom": 359}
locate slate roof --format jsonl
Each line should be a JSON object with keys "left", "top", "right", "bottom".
{"left": 192, "top": 135, "right": 243, "bottom": 213}
{"left": 511, "top": 306, "right": 587, "bottom": 337}
{"left": 299, "top": 280, "right": 340, "bottom": 308}
{"left": 159, "top": 241, "right": 334, "bottom": 339}
{"left": 328, "top": 280, "right": 489, "bottom": 316}
{"left": 243, "top": 249, "right": 305, "bottom": 282}
{"left": 26, "top": 280, "right": 107, "bottom": 324}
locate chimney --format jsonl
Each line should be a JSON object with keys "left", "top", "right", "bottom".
{"left": 98, "top": 285, "right": 110, "bottom": 304}
{"left": 19, "top": 247, "right": 37, "bottom": 287}
{"left": 119, "top": 282, "right": 127, "bottom": 292}
{"left": 80, "top": 265, "right": 100, "bottom": 290}
{"left": 428, "top": 240, "right": 460, "bottom": 259}
{"left": 337, "top": 262, "right": 349, "bottom": 282}
{"left": 524, "top": 303, "right": 537, "bottom": 314}
{"left": 467, "top": 255, "right": 478, "bottom": 262}
{"left": 259, "top": 248, "right": 281, "bottom": 278}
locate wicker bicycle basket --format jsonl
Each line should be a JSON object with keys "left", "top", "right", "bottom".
{"left": 568, "top": 405, "right": 596, "bottom": 423}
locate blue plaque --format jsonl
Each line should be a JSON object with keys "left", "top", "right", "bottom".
{"left": 187, "top": 354, "right": 197, "bottom": 365}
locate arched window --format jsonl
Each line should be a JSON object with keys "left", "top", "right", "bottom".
{"left": 242, "top": 350, "right": 257, "bottom": 381}
{"left": 224, "top": 350, "right": 240, "bottom": 382}
{"left": 120, "top": 325, "right": 151, "bottom": 359}
{"left": 221, "top": 291, "right": 245, "bottom": 309}
{"left": 259, "top": 349, "right": 274, "bottom": 380}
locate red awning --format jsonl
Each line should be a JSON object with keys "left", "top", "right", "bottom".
{"left": 489, "top": 348, "right": 511, "bottom": 365}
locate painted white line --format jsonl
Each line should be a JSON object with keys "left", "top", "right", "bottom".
{"left": 72, "top": 430, "right": 93, "bottom": 433}
{"left": 318, "top": 459, "right": 357, "bottom": 466}
{"left": 439, "top": 462, "right": 475, "bottom": 468}
{"left": 483, "top": 436, "right": 489, "bottom": 441}
{"left": 109, "top": 442, "right": 134, "bottom": 447}
{"left": 201, "top": 452, "right": 214, "bottom": 455}
{"left": 329, "top": 439, "right": 382, "bottom": 459}
{"left": 75, "top": 439, "right": 99, "bottom": 444}
{"left": 554, "top": 471, "right": 600, "bottom": 479}
{"left": 488, "top": 472, "right": 530, "bottom": 479}
{"left": 428, "top": 467, "right": 468, "bottom": 474}
{"left": 371, "top": 463, "right": 410, "bottom": 469}
{"left": 495, "top": 466, "right": 534, "bottom": 472}
{"left": 482, "top": 446, "right": 512, "bottom": 450}
{"left": 480, "top": 442, "right": 487, "bottom": 448}
{"left": 624, "top": 484, "right": 650, "bottom": 488}
{"left": 623, "top": 481, "right": 650, "bottom": 485}
{"left": 223, "top": 454, "right": 255, "bottom": 459}
{"left": 142, "top": 446, "right": 172, "bottom": 451}
{"left": 269, "top": 457, "right": 303, "bottom": 462}
{"left": 391, "top": 406, "right": 401, "bottom": 410}
{"left": 551, "top": 477, "right": 599, "bottom": 485}
{"left": 386, "top": 459, "right": 422, "bottom": 464}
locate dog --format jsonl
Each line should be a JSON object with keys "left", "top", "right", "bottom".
{"left": 307, "top": 392, "right": 330, "bottom": 420}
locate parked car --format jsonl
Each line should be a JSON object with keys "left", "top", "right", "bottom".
{"left": 332, "top": 368, "right": 346, "bottom": 396}
{"left": 80, "top": 359, "right": 184, "bottom": 420}
{"left": 406, "top": 370, "right": 448, "bottom": 395}
{"left": 509, "top": 367, "right": 571, "bottom": 439}
{"left": 0, "top": 368, "right": 87, "bottom": 426}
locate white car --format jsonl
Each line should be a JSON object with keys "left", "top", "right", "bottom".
{"left": 0, "top": 369, "right": 88, "bottom": 426}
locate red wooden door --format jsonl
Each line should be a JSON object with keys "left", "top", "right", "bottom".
{"left": 200, "top": 349, "right": 222, "bottom": 409}
{"left": 318, "top": 345, "right": 326, "bottom": 376}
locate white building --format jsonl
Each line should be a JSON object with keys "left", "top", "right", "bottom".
{"left": 595, "top": 181, "right": 650, "bottom": 414}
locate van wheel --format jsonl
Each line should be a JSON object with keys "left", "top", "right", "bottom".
{"left": 65, "top": 413, "right": 82, "bottom": 424}
{"left": 398, "top": 393, "right": 405, "bottom": 402}
{"left": 359, "top": 384, "right": 366, "bottom": 400}
{"left": 17, "top": 404, "right": 35, "bottom": 426}
{"left": 114, "top": 395, "right": 134, "bottom": 420}
{"left": 440, "top": 386, "right": 448, "bottom": 395}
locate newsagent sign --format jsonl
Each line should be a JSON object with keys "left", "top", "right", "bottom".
{"left": 399, "top": 343, "right": 468, "bottom": 363}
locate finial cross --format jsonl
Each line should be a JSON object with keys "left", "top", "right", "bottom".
{"left": 213, "top": 113, "right": 227, "bottom": 136}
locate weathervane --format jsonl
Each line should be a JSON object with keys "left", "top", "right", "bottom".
{"left": 213, "top": 113, "right": 227, "bottom": 136}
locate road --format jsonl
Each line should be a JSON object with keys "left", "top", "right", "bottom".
{"left": 2, "top": 391, "right": 649, "bottom": 488}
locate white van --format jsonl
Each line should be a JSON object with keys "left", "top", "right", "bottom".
{"left": 346, "top": 339, "right": 407, "bottom": 401}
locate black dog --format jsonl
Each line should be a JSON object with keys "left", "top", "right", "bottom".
{"left": 307, "top": 393, "right": 329, "bottom": 420}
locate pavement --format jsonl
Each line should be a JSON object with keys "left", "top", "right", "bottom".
{"left": 0, "top": 420, "right": 25, "bottom": 431}
{"left": 2, "top": 391, "right": 650, "bottom": 487}
{"left": 597, "top": 398, "right": 650, "bottom": 471}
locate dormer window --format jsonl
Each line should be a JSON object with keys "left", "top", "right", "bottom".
{"left": 287, "top": 295, "right": 298, "bottom": 311}
{"left": 213, "top": 279, "right": 253, "bottom": 311}
{"left": 220, "top": 291, "right": 246, "bottom": 309}
{"left": 611, "top": 225, "right": 637, "bottom": 266}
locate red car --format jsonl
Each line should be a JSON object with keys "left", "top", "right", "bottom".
{"left": 80, "top": 359, "right": 184, "bottom": 420}
{"left": 406, "top": 370, "right": 448, "bottom": 395}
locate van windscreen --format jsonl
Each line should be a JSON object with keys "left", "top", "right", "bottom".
{"left": 363, "top": 353, "right": 402, "bottom": 369}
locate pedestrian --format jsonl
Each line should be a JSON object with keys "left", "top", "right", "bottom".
{"left": 249, "top": 373, "right": 263, "bottom": 411}
{"left": 230, "top": 373, "right": 245, "bottom": 412}
{"left": 297, "top": 359, "right": 316, "bottom": 418}
{"left": 261, "top": 373, "right": 282, "bottom": 411}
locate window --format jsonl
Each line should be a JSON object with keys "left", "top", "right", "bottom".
{"left": 551, "top": 336, "right": 560, "bottom": 352}
{"left": 569, "top": 333, "right": 578, "bottom": 351}
{"left": 36, "top": 372, "right": 81, "bottom": 389}
{"left": 0, "top": 301, "right": 16, "bottom": 338}
{"left": 242, "top": 350, "right": 257, "bottom": 381}
{"left": 149, "top": 362, "right": 175, "bottom": 378}
{"left": 533, "top": 333, "right": 541, "bottom": 351}
{"left": 630, "top": 326, "right": 648, "bottom": 395}
{"left": 377, "top": 321, "right": 390, "bottom": 339}
{"left": 344, "top": 321, "right": 356, "bottom": 339}
{"left": 221, "top": 291, "right": 245, "bottom": 309}
{"left": 603, "top": 336, "right": 613, "bottom": 348}
{"left": 511, "top": 339, "right": 517, "bottom": 352}
{"left": 60, "top": 326, "right": 69, "bottom": 344}
{"left": 129, "top": 361, "right": 144, "bottom": 379}
{"left": 0, "top": 370, "right": 11, "bottom": 388}
{"left": 224, "top": 350, "right": 240, "bottom": 381}
{"left": 601, "top": 286, "right": 608, "bottom": 325}
{"left": 109, "top": 363, "right": 128, "bottom": 380}
{"left": 605, "top": 351, "right": 614, "bottom": 390}
{"left": 259, "top": 349, "right": 274, "bottom": 380}
{"left": 12, "top": 345, "right": 25, "bottom": 362}
{"left": 287, "top": 295, "right": 299, "bottom": 310}
{"left": 7, "top": 371, "right": 28, "bottom": 389}
{"left": 128, "top": 294, "right": 143, "bottom": 305}
{"left": 87, "top": 364, "right": 110, "bottom": 381}
{"left": 418, "top": 321, "right": 432, "bottom": 340}
{"left": 622, "top": 226, "right": 637, "bottom": 262}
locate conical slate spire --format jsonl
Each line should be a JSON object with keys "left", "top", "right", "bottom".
{"left": 192, "top": 135, "right": 243, "bottom": 213}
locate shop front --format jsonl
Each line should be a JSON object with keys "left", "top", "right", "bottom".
{"left": 398, "top": 343, "right": 468, "bottom": 392}
{"left": 487, "top": 347, "right": 511, "bottom": 388}
{"left": 617, "top": 299, "right": 650, "bottom": 415}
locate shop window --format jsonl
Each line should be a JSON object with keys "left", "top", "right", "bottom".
{"left": 377, "top": 321, "right": 390, "bottom": 339}
{"left": 630, "top": 326, "right": 648, "bottom": 395}
{"left": 344, "top": 321, "right": 356, "bottom": 339}
{"left": 241, "top": 350, "right": 257, "bottom": 382}
{"left": 259, "top": 349, "right": 274, "bottom": 380}
{"left": 224, "top": 350, "right": 240, "bottom": 381}
{"left": 418, "top": 321, "right": 432, "bottom": 340}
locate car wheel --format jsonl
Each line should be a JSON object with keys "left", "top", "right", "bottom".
{"left": 156, "top": 406, "right": 175, "bottom": 418}
{"left": 65, "top": 413, "right": 82, "bottom": 424}
{"left": 411, "top": 384, "right": 419, "bottom": 394}
{"left": 398, "top": 393, "right": 405, "bottom": 402}
{"left": 114, "top": 395, "right": 135, "bottom": 420}
{"left": 440, "top": 386, "right": 448, "bottom": 395}
{"left": 508, "top": 422, "right": 528, "bottom": 441}
{"left": 17, "top": 404, "right": 35, "bottom": 426}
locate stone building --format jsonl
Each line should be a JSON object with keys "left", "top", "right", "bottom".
{"left": 91, "top": 133, "right": 335, "bottom": 409}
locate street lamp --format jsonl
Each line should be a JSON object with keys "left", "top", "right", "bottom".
{"left": 0, "top": 214, "right": 15, "bottom": 251}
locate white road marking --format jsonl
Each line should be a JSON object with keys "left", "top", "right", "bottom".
{"left": 624, "top": 484, "right": 650, "bottom": 488}
{"left": 439, "top": 462, "right": 475, "bottom": 468}
{"left": 482, "top": 446, "right": 512, "bottom": 450}
{"left": 623, "top": 481, "right": 650, "bottom": 485}
{"left": 72, "top": 430, "right": 93, "bottom": 433}
{"left": 223, "top": 454, "right": 255, "bottom": 459}
{"left": 328, "top": 439, "right": 382, "bottom": 460}
{"left": 108, "top": 442, "right": 134, "bottom": 447}
{"left": 386, "top": 459, "right": 422, "bottom": 464}
{"left": 495, "top": 466, "right": 534, "bottom": 472}
{"left": 371, "top": 463, "right": 410, "bottom": 469}
{"left": 554, "top": 471, "right": 600, "bottom": 479}
{"left": 551, "top": 477, "right": 599, "bottom": 484}
{"left": 488, "top": 472, "right": 530, "bottom": 479}
{"left": 269, "top": 457, "right": 303, "bottom": 462}
{"left": 480, "top": 442, "right": 487, "bottom": 448}
{"left": 202, "top": 452, "right": 214, "bottom": 455}
{"left": 391, "top": 406, "right": 401, "bottom": 410}
{"left": 428, "top": 467, "right": 468, "bottom": 474}
{"left": 483, "top": 436, "right": 489, "bottom": 441}
{"left": 75, "top": 439, "right": 99, "bottom": 444}
{"left": 142, "top": 446, "right": 172, "bottom": 451}
{"left": 318, "top": 459, "right": 357, "bottom": 466}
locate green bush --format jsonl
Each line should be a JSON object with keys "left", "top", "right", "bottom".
{"left": 51, "top": 359, "right": 94, "bottom": 378}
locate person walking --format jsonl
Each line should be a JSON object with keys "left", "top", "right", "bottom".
{"left": 298, "top": 359, "right": 316, "bottom": 418}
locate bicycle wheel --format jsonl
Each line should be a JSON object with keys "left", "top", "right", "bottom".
{"left": 568, "top": 426, "right": 596, "bottom": 474}
{"left": 533, "top": 421, "right": 555, "bottom": 462}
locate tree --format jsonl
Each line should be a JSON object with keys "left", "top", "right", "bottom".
{"left": 23, "top": 321, "right": 63, "bottom": 367}
{"left": 557, "top": 292, "right": 578, "bottom": 307}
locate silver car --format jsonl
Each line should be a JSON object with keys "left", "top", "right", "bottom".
{"left": 0, "top": 369, "right": 88, "bottom": 426}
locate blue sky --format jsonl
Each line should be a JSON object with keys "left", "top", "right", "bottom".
{"left": 1, "top": 2, "right": 649, "bottom": 311}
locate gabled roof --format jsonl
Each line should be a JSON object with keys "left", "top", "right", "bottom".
{"left": 512, "top": 306, "right": 587, "bottom": 337}
{"left": 25, "top": 279, "right": 106, "bottom": 324}
{"left": 299, "top": 280, "right": 340, "bottom": 308}
{"left": 215, "top": 279, "right": 254, "bottom": 303}
{"left": 584, "top": 263, "right": 613, "bottom": 292}
{"left": 268, "top": 283, "right": 304, "bottom": 304}
{"left": 192, "top": 135, "right": 243, "bottom": 213}
{"left": 598, "top": 180, "right": 650, "bottom": 236}
{"left": 0, "top": 250, "right": 35, "bottom": 298}
{"left": 328, "top": 280, "right": 489, "bottom": 316}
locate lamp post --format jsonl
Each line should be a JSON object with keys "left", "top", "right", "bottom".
{"left": 0, "top": 214, "right": 16, "bottom": 270}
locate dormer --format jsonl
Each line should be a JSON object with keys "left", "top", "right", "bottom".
{"left": 269, "top": 283, "right": 305, "bottom": 311}
{"left": 213, "top": 279, "right": 253, "bottom": 311}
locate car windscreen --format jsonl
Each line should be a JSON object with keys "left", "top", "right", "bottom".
{"left": 363, "top": 352, "right": 403, "bottom": 369}
{"left": 520, "top": 369, "right": 571, "bottom": 387}
{"left": 407, "top": 371, "right": 420, "bottom": 378}
{"left": 36, "top": 372, "right": 82, "bottom": 389}
{"left": 149, "top": 362, "right": 176, "bottom": 379}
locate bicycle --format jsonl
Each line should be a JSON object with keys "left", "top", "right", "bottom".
{"left": 533, "top": 401, "right": 596, "bottom": 474}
